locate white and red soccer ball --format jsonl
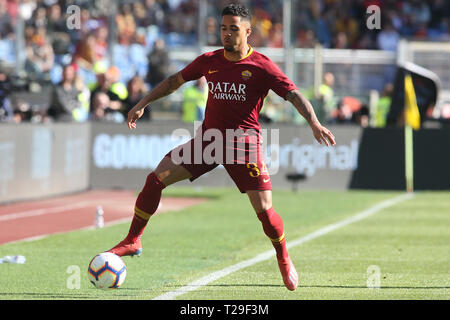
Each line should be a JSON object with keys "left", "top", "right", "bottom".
{"left": 88, "top": 252, "right": 127, "bottom": 289}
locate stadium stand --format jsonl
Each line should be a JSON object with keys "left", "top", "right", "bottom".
{"left": 0, "top": 0, "right": 449, "bottom": 124}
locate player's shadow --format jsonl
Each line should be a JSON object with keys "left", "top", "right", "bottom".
{"left": 205, "top": 284, "right": 282, "bottom": 287}
{"left": 0, "top": 292, "right": 95, "bottom": 299}
{"left": 301, "top": 285, "right": 450, "bottom": 290}
{"left": 203, "top": 284, "right": 450, "bottom": 290}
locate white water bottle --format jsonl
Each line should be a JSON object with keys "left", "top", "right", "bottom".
{"left": 95, "top": 205, "right": 104, "bottom": 228}
{"left": 0, "top": 255, "right": 26, "bottom": 264}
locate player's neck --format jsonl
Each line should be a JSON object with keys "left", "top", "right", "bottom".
{"left": 224, "top": 44, "right": 252, "bottom": 62}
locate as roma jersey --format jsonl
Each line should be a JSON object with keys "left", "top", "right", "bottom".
{"left": 181, "top": 46, "right": 297, "bottom": 133}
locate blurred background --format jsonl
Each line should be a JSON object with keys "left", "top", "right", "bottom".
{"left": 0, "top": 0, "right": 449, "bottom": 126}
{"left": 1, "top": 0, "right": 450, "bottom": 204}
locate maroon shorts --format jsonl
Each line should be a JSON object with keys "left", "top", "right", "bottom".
{"left": 164, "top": 136, "right": 272, "bottom": 193}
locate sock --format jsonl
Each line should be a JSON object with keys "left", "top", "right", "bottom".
{"left": 125, "top": 172, "right": 166, "bottom": 243}
{"left": 256, "top": 207, "right": 289, "bottom": 261}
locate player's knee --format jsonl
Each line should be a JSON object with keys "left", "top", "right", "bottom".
{"left": 154, "top": 157, "right": 192, "bottom": 186}
{"left": 256, "top": 206, "right": 275, "bottom": 218}
{"left": 252, "top": 198, "right": 273, "bottom": 214}
{"left": 135, "top": 172, "right": 165, "bottom": 215}
{"left": 254, "top": 203, "right": 273, "bottom": 215}
{"left": 248, "top": 190, "right": 272, "bottom": 214}
{"left": 141, "top": 172, "right": 165, "bottom": 194}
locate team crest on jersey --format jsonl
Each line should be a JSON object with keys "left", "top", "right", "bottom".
{"left": 241, "top": 70, "right": 252, "bottom": 81}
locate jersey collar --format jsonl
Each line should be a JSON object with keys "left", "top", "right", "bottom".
{"left": 223, "top": 45, "right": 254, "bottom": 62}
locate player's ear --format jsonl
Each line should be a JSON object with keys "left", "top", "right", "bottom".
{"left": 240, "top": 18, "right": 252, "bottom": 37}
{"left": 246, "top": 23, "right": 252, "bottom": 37}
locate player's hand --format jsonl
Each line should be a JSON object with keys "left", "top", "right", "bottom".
{"left": 310, "top": 122, "right": 336, "bottom": 147}
{"left": 127, "top": 106, "right": 145, "bottom": 130}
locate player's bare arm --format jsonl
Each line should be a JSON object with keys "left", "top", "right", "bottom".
{"left": 286, "top": 89, "right": 336, "bottom": 146}
{"left": 127, "top": 72, "right": 186, "bottom": 129}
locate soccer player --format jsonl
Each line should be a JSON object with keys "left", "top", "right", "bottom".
{"left": 108, "top": 4, "right": 336, "bottom": 291}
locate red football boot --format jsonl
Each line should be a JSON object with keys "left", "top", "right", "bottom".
{"left": 107, "top": 238, "right": 142, "bottom": 257}
{"left": 278, "top": 257, "right": 298, "bottom": 291}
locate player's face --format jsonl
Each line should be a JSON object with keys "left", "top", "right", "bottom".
{"left": 221, "top": 15, "right": 251, "bottom": 52}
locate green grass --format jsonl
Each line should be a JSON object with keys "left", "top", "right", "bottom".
{"left": 0, "top": 188, "right": 449, "bottom": 300}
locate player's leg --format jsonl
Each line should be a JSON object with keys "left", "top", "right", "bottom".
{"left": 247, "top": 190, "right": 298, "bottom": 291}
{"left": 108, "top": 156, "right": 192, "bottom": 256}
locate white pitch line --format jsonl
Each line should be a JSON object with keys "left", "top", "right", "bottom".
{"left": 0, "top": 201, "right": 93, "bottom": 222}
{"left": 0, "top": 217, "right": 133, "bottom": 246}
{"left": 153, "top": 192, "right": 414, "bottom": 300}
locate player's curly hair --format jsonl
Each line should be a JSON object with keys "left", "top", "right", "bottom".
{"left": 221, "top": 3, "right": 252, "bottom": 22}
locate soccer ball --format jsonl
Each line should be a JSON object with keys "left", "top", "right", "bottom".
{"left": 87, "top": 252, "right": 127, "bottom": 289}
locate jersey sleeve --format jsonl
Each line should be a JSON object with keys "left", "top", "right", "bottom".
{"left": 181, "top": 54, "right": 205, "bottom": 82}
{"left": 264, "top": 59, "right": 297, "bottom": 100}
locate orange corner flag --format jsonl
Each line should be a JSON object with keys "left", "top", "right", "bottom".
{"left": 404, "top": 74, "right": 421, "bottom": 130}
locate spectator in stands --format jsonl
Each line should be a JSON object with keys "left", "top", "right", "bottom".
{"left": 106, "top": 66, "right": 128, "bottom": 101}
{"left": 46, "top": 3, "right": 71, "bottom": 59}
{"left": 141, "top": 0, "right": 165, "bottom": 28}
{"left": 0, "top": 69, "right": 13, "bottom": 122}
{"left": 296, "top": 29, "right": 317, "bottom": 48}
{"left": 182, "top": 77, "right": 207, "bottom": 123}
{"left": 91, "top": 91, "right": 125, "bottom": 123}
{"left": 132, "top": 2, "right": 150, "bottom": 28}
{"left": 319, "top": 72, "right": 336, "bottom": 122}
{"left": 90, "top": 68, "right": 123, "bottom": 117}
{"left": 71, "top": 7, "right": 96, "bottom": 41}
{"left": 353, "top": 104, "right": 370, "bottom": 127}
{"left": 304, "top": 72, "right": 336, "bottom": 123}
{"left": 25, "top": 26, "right": 55, "bottom": 81}
{"left": 0, "top": 0, "right": 13, "bottom": 39}
{"left": 90, "top": 91, "right": 109, "bottom": 121}
{"left": 29, "top": 4, "right": 47, "bottom": 29}
{"left": 12, "top": 100, "right": 32, "bottom": 124}
{"left": 402, "top": 0, "right": 431, "bottom": 27}
{"left": 205, "top": 16, "right": 220, "bottom": 46}
{"left": 440, "top": 18, "right": 450, "bottom": 41}
{"left": 72, "top": 33, "right": 97, "bottom": 70}
{"left": 47, "top": 64, "right": 82, "bottom": 122}
{"left": 116, "top": 3, "right": 137, "bottom": 46}
{"left": 93, "top": 26, "right": 109, "bottom": 63}
{"left": 376, "top": 22, "right": 400, "bottom": 51}
{"left": 331, "top": 96, "right": 362, "bottom": 124}
{"left": 252, "top": 7, "right": 273, "bottom": 47}
{"left": 334, "top": 8, "right": 360, "bottom": 46}
{"left": 333, "top": 31, "right": 349, "bottom": 49}
{"left": 354, "top": 31, "right": 376, "bottom": 50}
{"left": 122, "top": 75, "right": 150, "bottom": 121}
{"left": 428, "top": 0, "right": 450, "bottom": 39}
{"left": 168, "top": 0, "right": 198, "bottom": 39}
{"left": 375, "top": 83, "right": 393, "bottom": 128}
{"left": 268, "top": 23, "right": 284, "bottom": 48}
{"left": 74, "top": 73, "right": 91, "bottom": 122}
{"left": 146, "top": 39, "right": 170, "bottom": 88}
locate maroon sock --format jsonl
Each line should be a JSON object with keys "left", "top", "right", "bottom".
{"left": 125, "top": 172, "right": 165, "bottom": 242}
{"left": 256, "top": 207, "right": 289, "bottom": 260}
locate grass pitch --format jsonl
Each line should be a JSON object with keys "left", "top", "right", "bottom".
{"left": 0, "top": 188, "right": 448, "bottom": 300}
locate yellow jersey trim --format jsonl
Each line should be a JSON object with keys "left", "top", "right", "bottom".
{"left": 224, "top": 45, "right": 254, "bottom": 62}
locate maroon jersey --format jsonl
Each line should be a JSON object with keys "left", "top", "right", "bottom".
{"left": 181, "top": 46, "right": 297, "bottom": 133}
